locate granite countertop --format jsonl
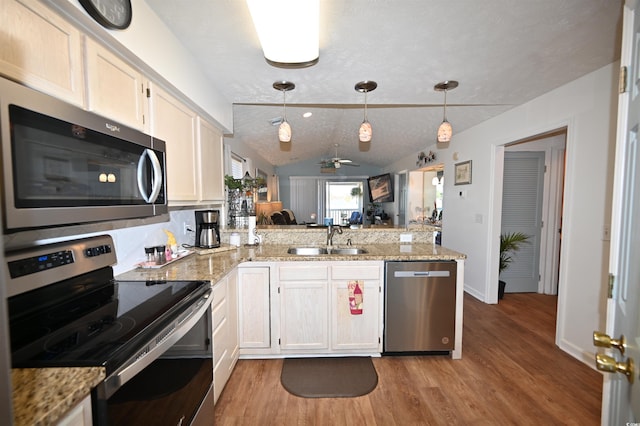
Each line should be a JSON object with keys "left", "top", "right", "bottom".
{"left": 116, "top": 242, "right": 465, "bottom": 282}
{"left": 12, "top": 367, "right": 105, "bottom": 426}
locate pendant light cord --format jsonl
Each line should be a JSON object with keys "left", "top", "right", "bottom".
{"left": 364, "top": 90, "right": 368, "bottom": 122}
{"left": 283, "top": 90, "right": 287, "bottom": 121}
{"left": 443, "top": 89, "right": 448, "bottom": 121}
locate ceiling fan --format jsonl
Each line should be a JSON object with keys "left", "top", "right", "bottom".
{"left": 319, "top": 144, "right": 360, "bottom": 169}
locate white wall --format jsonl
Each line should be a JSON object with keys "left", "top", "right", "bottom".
{"left": 386, "top": 62, "right": 618, "bottom": 365}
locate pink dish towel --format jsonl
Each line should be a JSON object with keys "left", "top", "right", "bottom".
{"left": 348, "top": 280, "right": 363, "bottom": 315}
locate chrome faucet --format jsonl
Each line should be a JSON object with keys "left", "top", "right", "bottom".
{"left": 327, "top": 224, "right": 343, "bottom": 246}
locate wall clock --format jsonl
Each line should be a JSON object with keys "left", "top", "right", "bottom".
{"left": 79, "top": 0, "right": 132, "bottom": 30}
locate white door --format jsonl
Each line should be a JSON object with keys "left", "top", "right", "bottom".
{"left": 600, "top": 0, "right": 640, "bottom": 422}
{"left": 501, "top": 151, "right": 545, "bottom": 293}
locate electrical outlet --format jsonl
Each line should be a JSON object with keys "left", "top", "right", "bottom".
{"left": 183, "top": 222, "right": 191, "bottom": 236}
{"left": 400, "top": 233, "right": 412, "bottom": 243}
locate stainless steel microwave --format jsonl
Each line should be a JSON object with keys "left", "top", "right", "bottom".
{"left": 0, "top": 77, "right": 167, "bottom": 232}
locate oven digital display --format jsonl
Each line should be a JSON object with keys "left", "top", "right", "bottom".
{"left": 8, "top": 249, "right": 74, "bottom": 278}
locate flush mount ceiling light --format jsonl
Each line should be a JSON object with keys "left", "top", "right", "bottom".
{"left": 355, "top": 81, "right": 377, "bottom": 143}
{"left": 273, "top": 81, "right": 295, "bottom": 142}
{"left": 246, "top": 0, "right": 319, "bottom": 68}
{"left": 434, "top": 80, "right": 459, "bottom": 143}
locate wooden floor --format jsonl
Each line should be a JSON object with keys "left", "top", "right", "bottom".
{"left": 214, "top": 293, "right": 602, "bottom": 425}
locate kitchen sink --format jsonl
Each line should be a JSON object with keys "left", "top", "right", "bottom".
{"left": 329, "top": 248, "right": 369, "bottom": 255}
{"left": 287, "top": 247, "right": 368, "bottom": 255}
{"left": 287, "top": 247, "right": 329, "bottom": 255}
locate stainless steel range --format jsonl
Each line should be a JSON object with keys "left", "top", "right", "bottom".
{"left": 5, "top": 235, "right": 214, "bottom": 425}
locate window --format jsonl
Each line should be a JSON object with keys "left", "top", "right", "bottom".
{"left": 325, "top": 181, "right": 363, "bottom": 225}
{"left": 230, "top": 153, "right": 244, "bottom": 179}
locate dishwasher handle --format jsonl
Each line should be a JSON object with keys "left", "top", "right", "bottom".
{"left": 393, "top": 270, "right": 451, "bottom": 278}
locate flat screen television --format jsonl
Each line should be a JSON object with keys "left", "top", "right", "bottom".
{"left": 367, "top": 173, "right": 394, "bottom": 203}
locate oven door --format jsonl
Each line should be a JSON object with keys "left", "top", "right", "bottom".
{"left": 93, "top": 292, "right": 213, "bottom": 426}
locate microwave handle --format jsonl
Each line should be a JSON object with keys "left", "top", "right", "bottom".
{"left": 137, "top": 149, "right": 163, "bottom": 203}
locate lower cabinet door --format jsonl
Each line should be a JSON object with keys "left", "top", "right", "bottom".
{"left": 279, "top": 280, "right": 329, "bottom": 351}
{"left": 331, "top": 280, "right": 381, "bottom": 351}
{"left": 238, "top": 267, "right": 271, "bottom": 349}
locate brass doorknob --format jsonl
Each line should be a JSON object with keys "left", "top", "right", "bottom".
{"left": 595, "top": 353, "right": 634, "bottom": 383}
{"left": 593, "top": 331, "right": 626, "bottom": 355}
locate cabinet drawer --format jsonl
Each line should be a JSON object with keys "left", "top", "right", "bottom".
{"left": 212, "top": 280, "right": 227, "bottom": 307}
{"left": 279, "top": 265, "right": 328, "bottom": 281}
{"left": 332, "top": 265, "right": 381, "bottom": 280}
{"left": 212, "top": 297, "right": 227, "bottom": 331}
{"left": 212, "top": 318, "right": 228, "bottom": 366}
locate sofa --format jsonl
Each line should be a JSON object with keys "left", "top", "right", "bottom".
{"left": 270, "top": 209, "right": 297, "bottom": 225}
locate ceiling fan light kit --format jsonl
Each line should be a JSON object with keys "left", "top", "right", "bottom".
{"left": 435, "top": 80, "right": 458, "bottom": 143}
{"left": 246, "top": 0, "right": 319, "bottom": 68}
{"left": 319, "top": 143, "right": 360, "bottom": 170}
{"left": 355, "top": 81, "right": 377, "bottom": 143}
{"left": 273, "top": 81, "right": 295, "bottom": 142}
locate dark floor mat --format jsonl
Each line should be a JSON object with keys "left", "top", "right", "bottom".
{"left": 280, "top": 357, "right": 378, "bottom": 398}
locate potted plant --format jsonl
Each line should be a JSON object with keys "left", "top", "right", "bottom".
{"left": 498, "top": 232, "right": 530, "bottom": 299}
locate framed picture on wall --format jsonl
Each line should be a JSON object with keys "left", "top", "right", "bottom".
{"left": 454, "top": 160, "right": 472, "bottom": 185}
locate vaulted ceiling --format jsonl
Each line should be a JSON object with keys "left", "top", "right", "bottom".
{"left": 146, "top": 0, "right": 623, "bottom": 168}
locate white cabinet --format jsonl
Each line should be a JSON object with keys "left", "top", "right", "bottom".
{"left": 84, "top": 37, "right": 147, "bottom": 131}
{"left": 274, "top": 261, "right": 383, "bottom": 355}
{"left": 278, "top": 264, "right": 329, "bottom": 351}
{"left": 238, "top": 266, "right": 271, "bottom": 349}
{"left": 330, "top": 263, "right": 382, "bottom": 352}
{"left": 197, "top": 117, "right": 225, "bottom": 203}
{"left": 236, "top": 261, "right": 383, "bottom": 358}
{"left": 150, "top": 85, "right": 199, "bottom": 203}
{"left": 56, "top": 394, "right": 92, "bottom": 426}
{"left": 212, "top": 269, "right": 239, "bottom": 404}
{"left": 150, "top": 85, "right": 226, "bottom": 205}
{"left": 0, "top": 0, "right": 84, "bottom": 106}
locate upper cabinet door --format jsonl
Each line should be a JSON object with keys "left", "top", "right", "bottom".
{"left": 198, "top": 117, "right": 225, "bottom": 202}
{"left": 84, "top": 37, "right": 147, "bottom": 131}
{"left": 150, "top": 85, "right": 199, "bottom": 202}
{"left": 0, "top": 0, "right": 84, "bottom": 106}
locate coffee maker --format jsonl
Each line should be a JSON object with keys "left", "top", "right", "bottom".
{"left": 195, "top": 210, "right": 220, "bottom": 248}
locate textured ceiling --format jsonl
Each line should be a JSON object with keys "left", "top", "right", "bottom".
{"left": 145, "top": 0, "right": 623, "bottom": 168}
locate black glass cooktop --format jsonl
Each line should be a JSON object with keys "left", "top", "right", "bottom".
{"left": 8, "top": 266, "right": 208, "bottom": 374}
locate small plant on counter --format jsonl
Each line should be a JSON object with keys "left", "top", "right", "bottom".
{"left": 224, "top": 175, "right": 243, "bottom": 190}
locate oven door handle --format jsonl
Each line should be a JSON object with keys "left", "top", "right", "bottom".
{"left": 136, "top": 148, "right": 163, "bottom": 203}
{"left": 107, "top": 289, "right": 212, "bottom": 396}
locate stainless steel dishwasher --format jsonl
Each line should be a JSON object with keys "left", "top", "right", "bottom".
{"left": 384, "top": 261, "right": 456, "bottom": 353}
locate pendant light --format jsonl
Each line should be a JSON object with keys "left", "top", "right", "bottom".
{"left": 355, "top": 81, "right": 377, "bottom": 142}
{"left": 273, "top": 81, "right": 295, "bottom": 142}
{"left": 434, "top": 80, "right": 458, "bottom": 143}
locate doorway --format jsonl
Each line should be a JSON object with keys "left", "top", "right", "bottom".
{"left": 501, "top": 151, "right": 545, "bottom": 293}
{"left": 502, "top": 130, "right": 566, "bottom": 296}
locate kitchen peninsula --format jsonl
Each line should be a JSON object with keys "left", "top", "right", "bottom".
{"left": 12, "top": 226, "right": 464, "bottom": 425}
{"left": 117, "top": 225, "right": 466, "bottom": 360}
